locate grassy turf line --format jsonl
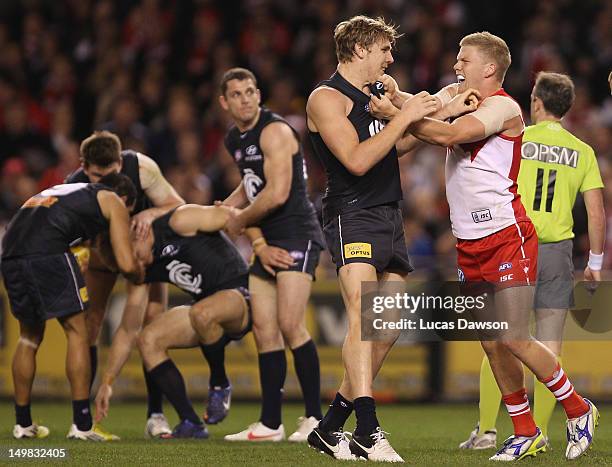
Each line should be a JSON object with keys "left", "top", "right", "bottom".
{"left": 0, "top": 403, "right": 609, "bottom": 465}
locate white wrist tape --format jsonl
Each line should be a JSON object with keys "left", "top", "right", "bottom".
{"left": 588, "top": 250, "right": 604, "bottom": 271}
{"left": 434, "top": 86, "right": 454, "bottom": 106}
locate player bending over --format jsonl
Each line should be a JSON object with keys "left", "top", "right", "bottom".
{"left": 2, "top": 174, "right": 143, "bottom": 441}
{"left": 94, "top": 204, "right": 251, "bottom": 439}
{"left": 66, "top": 130, "right": 184, "bottom": 438}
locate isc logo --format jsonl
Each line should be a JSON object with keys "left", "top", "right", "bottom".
{"left": 500, "top": 274, "right": 514, "bottom": 282}
{"left": 471, "top": 209, "right": 492, "bottom": 223}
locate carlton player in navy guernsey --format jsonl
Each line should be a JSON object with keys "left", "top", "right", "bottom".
{"left": 93, "top": 204, "right": 251, "bottom": 439}
{"left": 219, "top": 68, "right": 325, "bottom": 443}
{"left": 305, "top": 16, "right": 446, "bottom": 461}
{"left": 65, "top": 131, "right": 184, "bottom": 438}
{"left": 1, "top": 173, "right": 143, "bottom": 441}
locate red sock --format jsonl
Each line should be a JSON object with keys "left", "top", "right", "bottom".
{"left": 541, "top": 363, "right": 589, "bottom": 419}
{"left": 502, "top": 388, "right": 537, "bottom": 437}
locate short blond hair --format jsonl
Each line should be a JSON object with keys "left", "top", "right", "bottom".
{"left": 460, "top": 32, "right": 511, "bottom": 82}
{"left": 334, "top": 15, "right": 401, "bottom": 63}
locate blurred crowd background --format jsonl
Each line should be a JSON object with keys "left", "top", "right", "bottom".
{"left": 0, "top": 0, "right": 611, "bottom": 277}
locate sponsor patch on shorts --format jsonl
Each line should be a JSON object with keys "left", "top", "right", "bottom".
{"left": 344, "top": 242, "right": 372, "bottom": 258}
{"left": 79, "top": 287, "right": 89, "bottom": 303}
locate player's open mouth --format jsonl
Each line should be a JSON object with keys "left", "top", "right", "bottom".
{"left": 457, "top": 74, "right": 465, "bottom": 83}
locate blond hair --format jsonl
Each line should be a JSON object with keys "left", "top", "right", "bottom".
{"left": 334, "top": 16, "right": 401, "bottom": 63}
{"left": 460, "top": 32, "right": 511, "bottom": 81}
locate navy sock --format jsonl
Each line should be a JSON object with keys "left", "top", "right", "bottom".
{"left": 15, "top": 403, "right": 32, "bottom": 427}
{"left": 200, "top": 336, "right": 230, "bottom": 388}
{"left": 353, "top": 396, "right": 379, "bottom": 437}
{"left": 148, "top": 359, "right": 200, "bottom": 424}
{"left": 72, "top": 399, "right": 93, "bottom": 431}
{"left": 318, "top": 392, "right": 353, "bottom": 432}
{"left": 258, "top": 350, "right": 286, "bottom": 430}
{"left": 89, "top": 345, "right": 98, "bottom": 392}
{"left": 143, "top": 364, "right": 164, "bottom": 418}
{"left": 291, "top": 340, "right": 322, "bottom": 419}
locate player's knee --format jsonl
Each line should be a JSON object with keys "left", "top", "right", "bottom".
{"left": 189, "top": 304, "right": 214, "bottom": 331}
{"left": 138, "top": 329, "right": 158, "bottom": 355}
{"left": 252, "top": 322, "right": 282, "bottom": 348}
{"left": 278, "top": 315, "right": 304, "bottom": 339}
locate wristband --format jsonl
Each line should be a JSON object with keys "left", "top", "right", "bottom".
{"left": 252, "top": 237, "right": 267, "bottom": 255}
{"left": 252, "top": 237, "right": 266, "bottom": 248}
{"left": 588, "top": 250, "right": 604, "bottom": 271}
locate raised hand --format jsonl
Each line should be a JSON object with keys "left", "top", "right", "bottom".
{"left": 401, "top": 91, "right": 439, "bottom": 121}
{"left": 369, "top": 94, "right": 399, "bottom": 120}
{"left": 445, "top": 88, "right": 481, "bottom": 118}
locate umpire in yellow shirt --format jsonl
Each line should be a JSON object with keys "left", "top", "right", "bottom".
{"left": 460, "top": 71, "right": 605, "bottom": 449}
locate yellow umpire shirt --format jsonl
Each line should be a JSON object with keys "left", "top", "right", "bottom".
{"left": 518, "top": 120, "right": 604, "bottom": 243}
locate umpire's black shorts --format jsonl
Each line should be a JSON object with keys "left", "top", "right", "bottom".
{"left": 1, "top": 252, "right": 89, "bottom": 325}
{"left": 250, "top": 238, "right": 322, "bottom": 280}
{"left": 323, "top": 203, "right": 414, "bottom": 275}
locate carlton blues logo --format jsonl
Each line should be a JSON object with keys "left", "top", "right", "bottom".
{"left": 243, "top": 168, "right": 264, "bottom": 202}
{"left": 166, "top": 260, "right": 202, "bottom": 295}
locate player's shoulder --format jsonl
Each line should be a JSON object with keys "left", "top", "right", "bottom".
{"left": 307, "top": 86, "right": 349, "bottom": 119}
{"left": 483, "top": 93, "right": 521, "bottom": 112}
{"left": 308, "top": 85, "right": 346, "bottom": 105}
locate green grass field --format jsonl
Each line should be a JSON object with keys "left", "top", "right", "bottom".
{"left": 0, "top": 402, "right": 610, "bottom": 465}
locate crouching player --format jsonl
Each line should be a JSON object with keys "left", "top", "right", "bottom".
{"left": 94, "top": 204, "right": 252, "bottom": 438}
{"left": 1, "top": 174, "right": 143, "bottom": 440}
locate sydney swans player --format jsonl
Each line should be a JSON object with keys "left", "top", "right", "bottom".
{"left": 461, "top": 72, "right": 605, "bottom": 452}
{"left": 409, "top": 32, "right": 599, "bottom": 461}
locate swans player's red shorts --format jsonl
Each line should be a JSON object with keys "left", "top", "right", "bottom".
{"left": 456, "top": 221, "right": 538, "bottom": 289}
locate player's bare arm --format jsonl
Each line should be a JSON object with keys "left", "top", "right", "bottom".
{"left": 369, "top": 88, "right": 480, "bottom": 155}
{"left": 97, "top": 190, "right": 144, "bottom": 284}
{"left": 222, "top": 163, "right": 249, "bottom": 208}
{"left": 167, "top": 204, "right": 238, "bottom": 236}
{"left": 410, "top": 95, "right": 522, "bottom": 146}
{"left": 225, "top": 121, "right": 295, "bottom": 236}
{"left": 95, "top": 282, "right": 150, "bottom": 421}
{"left": 583, "top": 188, "right": 606, "bottom": 281}
{"left": 307, "top": 86, "right": 438, "bottom": 175}
{"left": 131, "top": 154, "right": 185, "bottom": 238}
